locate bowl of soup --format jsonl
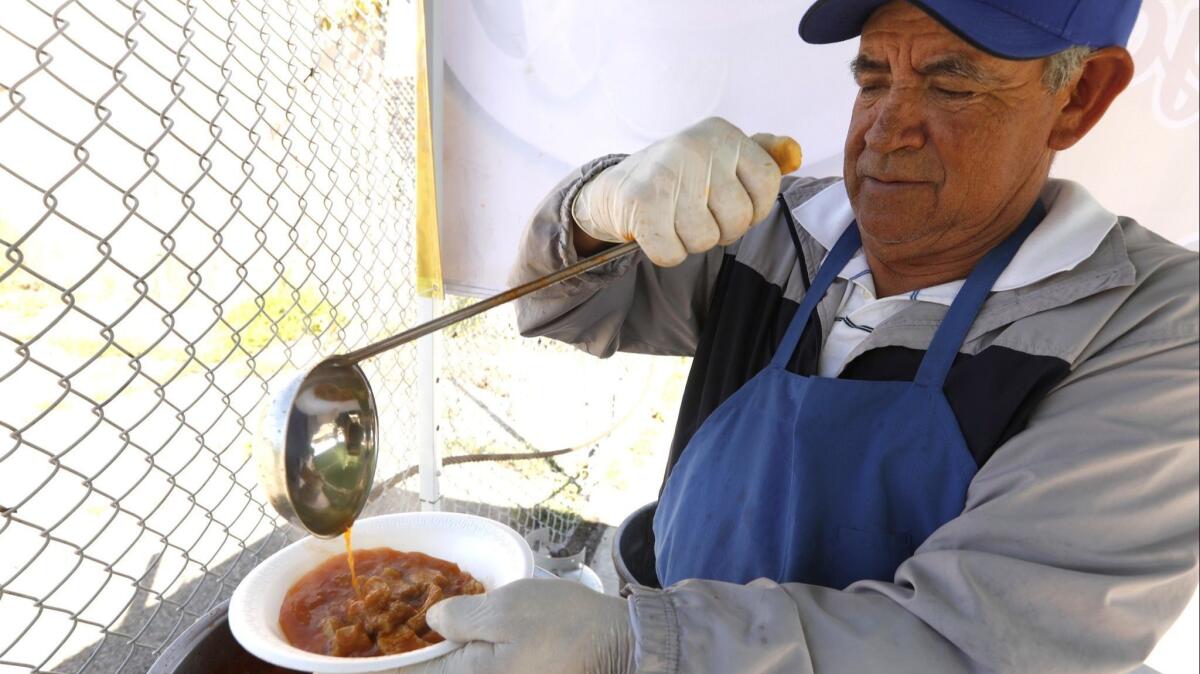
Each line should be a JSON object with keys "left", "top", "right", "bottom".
{"left": 229, "top": 512, "right": 534, "bottom": 673}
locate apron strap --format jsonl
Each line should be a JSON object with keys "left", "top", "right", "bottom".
{"left": 914, "top": 201, "right": 1047, "bottom": 388}
{"left": 769, "top": 220, "right": 862, "bottom": 370}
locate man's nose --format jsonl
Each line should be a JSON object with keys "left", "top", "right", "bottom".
{"left": 863, "top": 89, "right": 926, "bottom": 154}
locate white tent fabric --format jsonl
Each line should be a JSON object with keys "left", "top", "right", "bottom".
{"left": 431, "top": 0, "right": 1197, "bottom": 295}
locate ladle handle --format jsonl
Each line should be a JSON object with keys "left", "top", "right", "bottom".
{"left": 332, "top": 240, "right": 640, "bottom": 365}
{"left": 332, "top": 134, "right": 803, "bottom": 366}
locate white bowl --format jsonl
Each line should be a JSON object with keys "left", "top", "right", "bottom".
{"left": 229, "top": 512, "right": 534, "bottom": 673}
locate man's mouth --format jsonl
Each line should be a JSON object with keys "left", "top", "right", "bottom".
{"left": 863, "top": 175, "right": 928, "bottom": 186}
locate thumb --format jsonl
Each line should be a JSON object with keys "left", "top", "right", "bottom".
{"left": 750, "top": 132, "right": 803, "bottom": 174}
{"left": 426, "top": 593, "right": 507, "bottom": 644}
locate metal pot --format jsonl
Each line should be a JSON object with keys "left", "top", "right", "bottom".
{"left": 147, "top": 600, "right": 302, "bottom": 674}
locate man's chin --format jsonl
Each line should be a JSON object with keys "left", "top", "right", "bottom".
{"left": 852, "top": 204, "right": 936, "bottom": 245}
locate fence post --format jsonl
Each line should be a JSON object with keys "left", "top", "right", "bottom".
{"left": 417, "top": 296, "right": 442, "bottom": 511}
{"left": 417, "top": 0, "right": 444, "bottom": 512}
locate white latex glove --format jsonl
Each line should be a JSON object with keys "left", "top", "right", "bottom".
{"left": 391, "top": 578, "right": 634, "bottom": 674}
{"left": 572, "top": 116, "right": 799, "bottom": 267}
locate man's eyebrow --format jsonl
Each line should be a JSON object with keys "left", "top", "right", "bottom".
{"left": 917, "top": 56, "right": 999, "bottom": 83}
{"left": 849, "top": 55, "right": 889, "bottom": 78}
{"left": 849, "top": 54, "right": 1000, "bottom": 84}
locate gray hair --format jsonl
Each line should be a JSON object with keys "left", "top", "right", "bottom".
{"left": 1043, "top": 46, "right": 1095, "bottom": 93}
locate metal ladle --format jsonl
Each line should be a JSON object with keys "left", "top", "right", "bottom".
{"left": 254, "top": 241, "right": 638, "bottom": 537}
{"left": 256, "top": 135, "right": 803, "bottom": 538}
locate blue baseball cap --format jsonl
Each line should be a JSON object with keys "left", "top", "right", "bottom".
{"left": 799, "top": 0, "right": 1142, "bottom": 59}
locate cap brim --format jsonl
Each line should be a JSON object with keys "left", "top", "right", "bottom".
{"left": 799, "top": 0, "right": 1076, "bottom": 60}
{"left": 799, "top": 0, "right": 890, "bottom": 45}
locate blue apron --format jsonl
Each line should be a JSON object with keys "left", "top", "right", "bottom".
{"left": 654, "top": 203, "right": 1045, "bottom": 588}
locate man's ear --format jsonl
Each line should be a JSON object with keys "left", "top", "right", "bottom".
{"left": 1047, "top": 47, "right": 1135, "bottom": 151}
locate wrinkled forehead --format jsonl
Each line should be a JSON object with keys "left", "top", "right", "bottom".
{"left": 857, "top": 2, "right": 1021, "bottom": 74}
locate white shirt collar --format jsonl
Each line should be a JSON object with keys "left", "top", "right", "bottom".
{"left": 788, "top": 178, "right": 1119, "bottom": 304}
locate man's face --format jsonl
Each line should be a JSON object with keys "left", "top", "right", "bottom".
{"left": 844, "top": 1, "right": 1061, "bottom": 248}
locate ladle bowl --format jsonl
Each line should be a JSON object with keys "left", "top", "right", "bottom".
{"left": 256, "top": 359, "right": 378, "bottom": 538}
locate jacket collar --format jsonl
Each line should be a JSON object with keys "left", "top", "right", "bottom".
{"left": 781, "top": 177, "right": 1138, "bottom": 355}
{"left": 787, "top": 178, "right": 1123, "bottom": 303}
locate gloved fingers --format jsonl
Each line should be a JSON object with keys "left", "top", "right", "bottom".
{"left": 706, "top": 169, "right": 755, "bottom": 245}
{"left": 637, "top": 224, "right": 689, "bottom": 267}
{"left": 384, "top": 656, "right": 446, "bottom": 674}
{"left": 387, "top": 641, "right": 499, "bottom": 674}
{"left": 736, "top": 137, "right": 784, "bottom": 225}
{"left": 628, "top": 196, "right": 688, "bottom": 266}
{"left": 673, "top": 193, "right": 721, "bottom": 254}
{"left": 424, "top": 593, "right": 508, "bottom": 644}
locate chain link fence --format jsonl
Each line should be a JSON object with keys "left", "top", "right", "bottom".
{"left": 431, "top": 297, "right": 670, "bottom": 559}
{"left": 0, "top": 1, "right": 687, "bottom": 672}
{"left": 0, "top": 0, "right": 424, "bottom": 670}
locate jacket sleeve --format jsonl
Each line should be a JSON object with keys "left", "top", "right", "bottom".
{"left": 508, "top": 155, "right": 728, "bottom": 358}
{"left": 626, "top": 255, "right": 1200, "bottom": 673}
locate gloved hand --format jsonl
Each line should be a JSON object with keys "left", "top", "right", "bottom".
{"left": 392, "top": 577, "right": 635, "bottom": 674}
{"left": 571, "top": 116, "right": 793, "bottom": 267}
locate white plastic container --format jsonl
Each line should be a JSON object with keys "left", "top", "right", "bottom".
{"left": 229, "top": 512, "right": 534, "bottom": 673}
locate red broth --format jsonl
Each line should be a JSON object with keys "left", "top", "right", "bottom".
{"left": 278, "top": 547, "right": 484, "bottom": 656}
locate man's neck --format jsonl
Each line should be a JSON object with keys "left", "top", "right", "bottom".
{"left": 861, "top": 185, "right": 1047, "bottom": 299}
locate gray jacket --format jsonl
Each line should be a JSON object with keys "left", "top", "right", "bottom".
{"left": 511, "top": 156, "right": 1199, "bottom": 674}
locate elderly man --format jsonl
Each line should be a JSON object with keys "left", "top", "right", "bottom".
{"left": 400, "top": 1, "right": 1199, "bottom": 672}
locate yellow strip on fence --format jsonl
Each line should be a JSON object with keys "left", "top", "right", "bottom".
{"left": 415, "top": 0, "right": 443, "bottom": 299}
